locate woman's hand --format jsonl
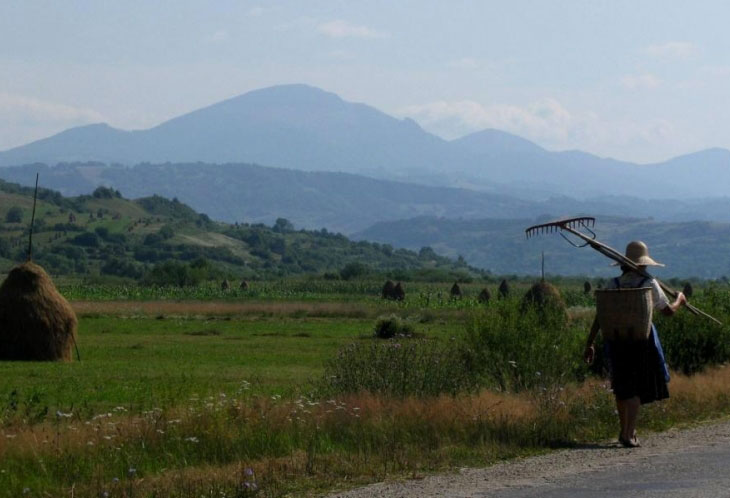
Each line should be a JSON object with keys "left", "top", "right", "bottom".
{"left": 584, "top": 345, "right": 595, "bottom": 364}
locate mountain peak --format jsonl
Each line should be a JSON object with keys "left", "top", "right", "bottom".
{"left": 450, "top": 128, "right": 546, "bottom": 155}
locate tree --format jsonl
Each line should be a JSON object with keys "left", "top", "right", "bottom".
{"left": 273, "top": 218, "right": 295, "bottom": 233}
{"left": 5, "top": 206, "right": 23, "bottom": 223}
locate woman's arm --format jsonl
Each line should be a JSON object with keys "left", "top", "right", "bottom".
{"left": 660, "top": 291, "right": 687, "bottom": 316}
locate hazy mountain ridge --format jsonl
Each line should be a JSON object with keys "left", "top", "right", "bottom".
{"left": 2, "top": 84, "right": 730, "bottom": 200}
{"left": 355, "top": 216, "right": 730, "bottom": 278}
{"left": 3, "top": 162, "right": 730, "bottom": 237}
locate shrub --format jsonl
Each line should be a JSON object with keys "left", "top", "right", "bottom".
{"left": 465, "top": 298, "right": 587, "bottom": 392}
{"left": 5, "top": 206, "right": 23, "bottom": 223}
{"left": 320, "top": 338, "right": 477, "bottom": 397}
{"left": 654, "top": 288, "right": 730, "bottom": 375}
{"left": 374, "top": 314, "right": 415, "bottom": 339}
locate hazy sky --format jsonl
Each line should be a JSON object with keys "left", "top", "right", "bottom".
{"left": 2, "top": 1, "right": 728, "bottom": 163}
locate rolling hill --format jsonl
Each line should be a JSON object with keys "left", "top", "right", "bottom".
{"left": 0, "top": 179, "right": 478, "bottom": 281}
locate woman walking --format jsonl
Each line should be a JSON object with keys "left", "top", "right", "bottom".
{"left": 584, "top": 241, "right": 686, "bottom": 448}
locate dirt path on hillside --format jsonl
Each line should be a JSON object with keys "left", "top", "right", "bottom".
{"left": 327, "top": 419, "right": 730, "bottom": 497}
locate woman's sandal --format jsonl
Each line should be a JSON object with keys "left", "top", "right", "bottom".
{"left": 619, "top": 431, "right": 641, "bottom": 448}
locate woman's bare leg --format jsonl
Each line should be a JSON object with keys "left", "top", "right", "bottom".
{"left": 625, "top": 396, "right": 641, "bottom": 442}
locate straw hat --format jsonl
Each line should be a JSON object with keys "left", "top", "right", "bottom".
{"left": 613, "top": 240, "right": 664, "bottom": 267}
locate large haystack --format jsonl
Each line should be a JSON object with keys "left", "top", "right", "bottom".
{"left": 498, "top": 279, "right": 510, "bottom": 299}
{"left": 521, "top": 280, "right": 566, "bottom": 315}
{"left": 478, "top": 287, "right": 491, "bottom": 304}
{"left": 0, "top": 262, "right": 78, "bottom": 361}
{"left": 240, "top": 280, "right": 249, "bottom": 291}
{"left": 381, "top": 280, "right": 396, "bottom": 300}
{"left": 393, "top": 282, "right": 406, "bottom": 301}
{"left": 583, "top": 281, "right": 592, "bottom": 294}
{"left": 450, "top": 282, "right": 462, "bottom": 300}
{"left": 221, "top": 279, "right": 230, "bottom": 291}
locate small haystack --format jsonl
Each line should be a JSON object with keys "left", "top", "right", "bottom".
{"left": 239, "top": 280, "right": 249, "bottom": 291}
{"left": 382, "top": 280, "right": 396, "bottom": 300}
{"left": 393, "top": 282, "right": 406, "bottom": 301}
{"left": 478, "top": 287, "right": 491, "bottom": 304}
{"left": 450, "top": 282, "right": 462, "bottom": 299}
{"left": 584, "top": 281, "right": 592, "bottom": 294}
{"left": 682, "top": 282, "right": 693, "bottom": 298}
{"left": 221, "top": 279, "right": 230, "bottom": 291}
{"left": 0, "top": 262, "right": 78, "bottom": 361}
{"left": 521, "top": 280, "right": 566, "bottom": 315}
{"left": 498, "top": 279, "right": 510, "bottom": 299}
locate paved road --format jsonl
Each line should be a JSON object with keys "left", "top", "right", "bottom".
{"left": 329, "top": 420, "right": 730, "bottom": 498}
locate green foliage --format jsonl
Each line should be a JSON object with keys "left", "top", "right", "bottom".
{"left": 320, "top": 338, "right": 477, "bottom": 397}
{"left": 465, "top": 298, "right": 587, "bottom": 392}
{"left": 92, "top": 186, "right": 121, "bottom": 199}
{"left": 141, "top": 260, "right": 215, "bottom": 287}
{"left": 654, "top": 287, "right": 730, "bottom": 374}
{"left": 4, "top": 206, "right": 23, "bottom": 223}
{"left": 71, "top": 231, "right": 101, "bottom": 247}
{"left": 374, "top": 314, "right": 415, "bottom": 339}
{"left": 340, "top": 261, "right": 370, "bottom": 280}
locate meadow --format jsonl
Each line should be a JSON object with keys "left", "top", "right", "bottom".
{"left": 1, "top": 279, "right": 729, "bottom": 497}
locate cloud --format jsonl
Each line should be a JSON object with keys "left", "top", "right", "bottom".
{"left": 644, "top": 41, "right": 697, "bottom": 59}
{"left": 399, "top": 98, "right": 678, "bottom": 161}
{"left": 619, "top": 73, "right": 661, "bottom": 90}
{"left": 317, "top": 20, "right": 388, "bottom": 39}
{"left": 0, "top": 92, "right": 105, "bottom": 149}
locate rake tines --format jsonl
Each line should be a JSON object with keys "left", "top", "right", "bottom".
{"left": 525, "top": 216, "right": 596, "bottom": 239}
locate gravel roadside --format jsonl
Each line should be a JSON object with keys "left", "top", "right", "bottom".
{"left": 326, "top": 418, "right": 730, "bottom": 498}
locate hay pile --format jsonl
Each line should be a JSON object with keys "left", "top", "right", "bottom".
{"left": 221, "top": 279, "right": 230, "bottom": 291}
{"left": 381, "top": 280, "right": 396, "bottom": 300}
{"left": 450, "top": 282, "right": 462, "bottom": 299}
{"left": 683, "top": 282, "right": 693, "bottom": 298}
{"left": 478, "top": 287, "right": 491, "bottom": 304}
{"left": 584, "top": 281, "right": 592, "bottom": 294}
{"left": 0, "top": 262, "right": 77, "bottom": 361}
{"left": 498, "top": 279, "right": 510, "bottom": 299}
{"left": 393, "top": 282, "right": 405, "bottom": 301}
{"left": 239, "top": 280, "right": 249, "bottom": 290}
{"left": 521, "top": 280, "right": 566, "bottom": 314}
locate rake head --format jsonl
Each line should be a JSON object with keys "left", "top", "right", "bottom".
{"left": 525, "top": 216, "right": 596, "bottom": 239}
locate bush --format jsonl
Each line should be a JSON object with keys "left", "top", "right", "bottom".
{"left": 374, "top": 314, "right": 415, "bottom": 339}
{"left": 340, "top": 262, "right": 370, "bottom": 280}
{"left": 320, "top": 339, "right": 477, "bottom": 397}
{"left": 654, "top": 288, "right": 730, "bottom": 374}
{"left": 464, "top": 298, "right": 587, "bottom": 392}
{"left": 5, "top": 206, "right": 23, "bottom": 223}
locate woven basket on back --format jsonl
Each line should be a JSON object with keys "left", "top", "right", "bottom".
{"left": 595, "top": 287, "right": 653, "bottom": 341}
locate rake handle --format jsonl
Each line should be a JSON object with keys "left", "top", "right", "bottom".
{"left": 560, "top": 225, "right": 722, "bottom": 326}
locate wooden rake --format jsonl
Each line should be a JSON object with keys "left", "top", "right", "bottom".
{"left": 525, "top": 216, "right": 721, "bottom": 325}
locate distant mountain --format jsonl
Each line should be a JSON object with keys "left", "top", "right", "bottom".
{"left": 2, "top": 84, "right": 730, "bottom": 200}
{"left": 355, "top": 216, "right": 730, "bottom": 278}
{"left": 3, "top": 162, "right": 730, "bottom": 235}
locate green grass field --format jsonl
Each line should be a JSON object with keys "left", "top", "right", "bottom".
{"left": 1, "top": 283, "right": 729, "bottom": 497}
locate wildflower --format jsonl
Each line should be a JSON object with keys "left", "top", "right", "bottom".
{"left": 244, "top": 467, "right": 254, "bottom": 476}
{"left": 508, "top": 360, "right": 517, "bottom": 367}
{"left": 112, "top": 477, "right": 119, "bottom": 483}
{"left": 128, "top": 467, "right": 137, "bottom": 477}
{"left": 22, "top": 488, "right": 30, "bottom": 494}
{"left": 184, "top": 436, "right": 199, "bottom": 443}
